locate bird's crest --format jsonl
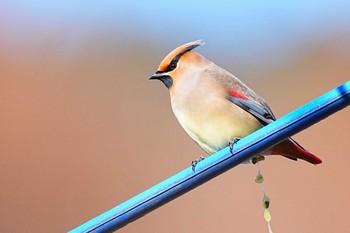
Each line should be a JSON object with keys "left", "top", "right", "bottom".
{"left": 158, "top": 40, "right": 204, "bottom": 73}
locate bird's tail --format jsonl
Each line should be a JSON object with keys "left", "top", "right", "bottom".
{"left": 271, "top": 138, "right": 322, "bottom": 165}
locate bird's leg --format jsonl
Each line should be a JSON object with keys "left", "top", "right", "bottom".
{"left": 191, "top": 156, "right": 205, "bottom": 172}
{"left": 229, "top": 137, "right": 241, "bottom": 155}
{"left": 251, "top": 154, "right": 265, "bottom": 164}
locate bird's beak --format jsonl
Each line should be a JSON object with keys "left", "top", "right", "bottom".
{"left": 148, "top": 72, "right": 173, "bottom": 89}
{"left": 148, "top": 72, "right": 164, "bottom": 80}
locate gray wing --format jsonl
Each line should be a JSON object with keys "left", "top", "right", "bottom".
{"left": 205, "top": 64, "right": 277, "bottom": 125}
{"left": 228, "top": 96, "right": 276, "bottom": 126}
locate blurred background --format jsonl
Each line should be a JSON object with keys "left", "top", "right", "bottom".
{"left": 1, "top": 1, "right": 349, "bottom": 232}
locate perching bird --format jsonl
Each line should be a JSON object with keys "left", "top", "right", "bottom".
{"left": 149, "top": 40, "right": 322, "bottom": 165}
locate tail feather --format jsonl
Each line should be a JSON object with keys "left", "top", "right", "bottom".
{"left": 271, "top": 138, "right": 322, "bottom": 165}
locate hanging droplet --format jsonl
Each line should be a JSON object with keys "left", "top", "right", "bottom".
{"left": 255, "top": 172, "right": 264, "bottom": 183}
{"left": 255, "top": 162, "right": 274, "bottom": 233}
{"left": 264, "top": 209, "right": 272, "bottom": 222}
{"left": 262, "top": 194, "right": 270, "bottom": 209}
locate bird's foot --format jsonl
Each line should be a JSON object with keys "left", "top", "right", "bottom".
{"left": 252, "top": 154, "right": 265, "bottom": 164}
{"left": 229, "top": 138, "right": 241, "bottom": 155}
{"left": 191, "top": 156, "right": 205, "bottom": 172}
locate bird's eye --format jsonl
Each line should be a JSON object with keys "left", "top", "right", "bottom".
{"left": 169, "top": 61, "right": 177, "bottom": 70}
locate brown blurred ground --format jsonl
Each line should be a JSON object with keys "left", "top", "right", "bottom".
{"left": 0, "top": 33, "right": 349, "bottom": 233}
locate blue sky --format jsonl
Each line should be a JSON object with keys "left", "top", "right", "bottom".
{"left": 1, "top": 1, "right": 350, "bottom": 68}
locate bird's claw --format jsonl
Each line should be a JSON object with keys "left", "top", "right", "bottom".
{"left": 229, "top": 138, "right": 241, "bottom": 154}
{"left": 191, "top": 156, "right": 205, "bottom": 172}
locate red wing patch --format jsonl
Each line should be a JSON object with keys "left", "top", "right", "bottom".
{"left": 228, "top": 89, "right": 249, "bottom": 100}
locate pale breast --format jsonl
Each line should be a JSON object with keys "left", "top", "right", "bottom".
{"left": 170, "top": 74, "right": 263, "bottom": 154}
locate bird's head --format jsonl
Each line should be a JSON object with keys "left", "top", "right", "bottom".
{"left": 149, "top": 40, "right": 206, "bottom": 90}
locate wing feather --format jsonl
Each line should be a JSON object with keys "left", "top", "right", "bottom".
{"left": 227, "top": 93, "right": 275, "bottom": 126}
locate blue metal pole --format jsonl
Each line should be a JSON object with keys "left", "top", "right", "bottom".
{"left": 69, "top": 81, "right": 350, "bottom": 233}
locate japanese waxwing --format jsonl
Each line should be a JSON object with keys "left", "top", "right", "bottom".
{"left": 149, "top": 40, "right": 322, "bottom": 165}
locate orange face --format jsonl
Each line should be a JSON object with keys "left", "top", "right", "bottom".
{"left": 157, "top": 40, "right": 204, "bottom": 73}
{"left": 149, "top": 40, "right": 204, "bottom": 90}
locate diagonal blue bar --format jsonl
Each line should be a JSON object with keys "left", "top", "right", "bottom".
{"left": 69, "top": 81, "right": 350, "bottom": 233}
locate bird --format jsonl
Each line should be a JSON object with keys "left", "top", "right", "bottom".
{"left": 149, "top": 40, "right": 322, "bottom": 166}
